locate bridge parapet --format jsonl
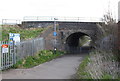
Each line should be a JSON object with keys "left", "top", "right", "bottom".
{"left": 23, "top": 16, "right": 103, "bottom": 22}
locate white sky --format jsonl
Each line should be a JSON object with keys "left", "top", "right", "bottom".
{"left": 0, "top": 0, "right": 119, "bottom": 23}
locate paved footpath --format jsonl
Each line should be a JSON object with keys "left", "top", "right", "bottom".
{"left": 2, "top": 54, "right": 87, "bottom": 79}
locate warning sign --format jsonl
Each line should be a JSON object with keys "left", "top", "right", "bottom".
{"left": 2, "top": 44, "right": 9, "bottom": 53}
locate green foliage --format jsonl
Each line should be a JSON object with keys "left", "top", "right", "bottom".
{"left": 101, "top": 74, "right": 113, "bottom": 79}
{"left": 76, "top": 56, "right": 92, "bottom": 79}
{"left": 12, "top": 59, "right": 23, "bottom": 68}
{"left": 79, "top": 36, "right": 91, "bottom": 46}
{"left": 13, "top": 50, "right": 64, "bottom": 68}
{"left": 0, "top": 26, "right": 2, "bottom": 41}
{"left": 76, "top": 50, "right": 120, "bottom": 79}
{"left": 2, "top": 26, "right": 45, "bottom": 41}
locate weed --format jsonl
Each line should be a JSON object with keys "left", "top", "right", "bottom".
{"left": 12, "top": 50, "right": 64, "bottom": 68}
{"left": 76, "top": 56, "right": 91, "bottom": 79}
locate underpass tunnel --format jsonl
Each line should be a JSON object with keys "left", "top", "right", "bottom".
{"left": 66, "top": 32, "right": 92, "bottom": 54}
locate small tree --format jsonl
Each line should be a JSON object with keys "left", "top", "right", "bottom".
{"left": 102, "top": 12, "right": 117, "bottom": 35}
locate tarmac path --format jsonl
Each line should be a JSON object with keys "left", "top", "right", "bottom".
{"left": 2, "top": 54, "right": 87, "bottom": 79}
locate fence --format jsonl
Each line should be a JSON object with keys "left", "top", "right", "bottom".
{"left": 0, "top": 41, "right": 16, "bottom": 70}
{"left": 15, "top": 37, "right": 45, "bottom": 61}
{"left": 0, "top": 37, "right": 45, "bottom": 70}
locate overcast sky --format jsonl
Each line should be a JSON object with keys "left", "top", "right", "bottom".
{"left": 0, "top": 0, "right": 119, "bottom": 23}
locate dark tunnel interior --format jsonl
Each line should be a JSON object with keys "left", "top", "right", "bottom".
{"left": 66, "top": 32, "right": 92, "bottom": 54}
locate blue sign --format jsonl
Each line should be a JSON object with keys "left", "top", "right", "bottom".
{"left": 9, "top": 41, "right": 14, "bottom": 45}
{"left": 53, "top": 32, "right": 57, "bottom": 36}
{"left": 10, "top": 38, "right": 13, "bottom": 41}
{"left": 9, "top": 33, "right": 20, "bottom": 45}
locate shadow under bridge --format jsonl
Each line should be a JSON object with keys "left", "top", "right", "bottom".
{"left": 65, "top": 32, "right": 92, "bottom": 54}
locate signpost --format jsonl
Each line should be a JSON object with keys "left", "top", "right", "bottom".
{"left": 9, "top": 33, "right": 20, "bottom": 45}
{"left": 53, "top": 18, "right": 58, "bottom": 54}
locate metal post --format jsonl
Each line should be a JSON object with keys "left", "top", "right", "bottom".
{"left": 54, "top": 18, "right": 57, "bottom": 32}
{"left": 53, "top": 18, "right": 57, "bottom": 54}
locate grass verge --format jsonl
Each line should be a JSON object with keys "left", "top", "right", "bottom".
{"left": 76, "top": 55, "right": 92, "bottom": 79}
{"left": 12, "top": 50, "right": 64, "bottom": 69}
{"left": 76, "top": 50, "right": 120, "bottom": 79}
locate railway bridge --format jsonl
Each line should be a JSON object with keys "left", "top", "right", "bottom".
{"left": 22, "top": 16, "right": 105, "bottom": 53}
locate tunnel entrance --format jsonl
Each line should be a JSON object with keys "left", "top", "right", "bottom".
{"left": 66, "top": 32, "right": 92, "bottom": 54}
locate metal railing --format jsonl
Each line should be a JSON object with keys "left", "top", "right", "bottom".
{"left": 23, "top": 16, "right": 103, "bottom": 22}
{"left": 15, "top": 37, "right": 45, "bottom": 61}
{"left": 0, "top": 41, "right": 16, "bottom": 70}
{"left": 0, "top": 37, "right": 45, "bottom": 70}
